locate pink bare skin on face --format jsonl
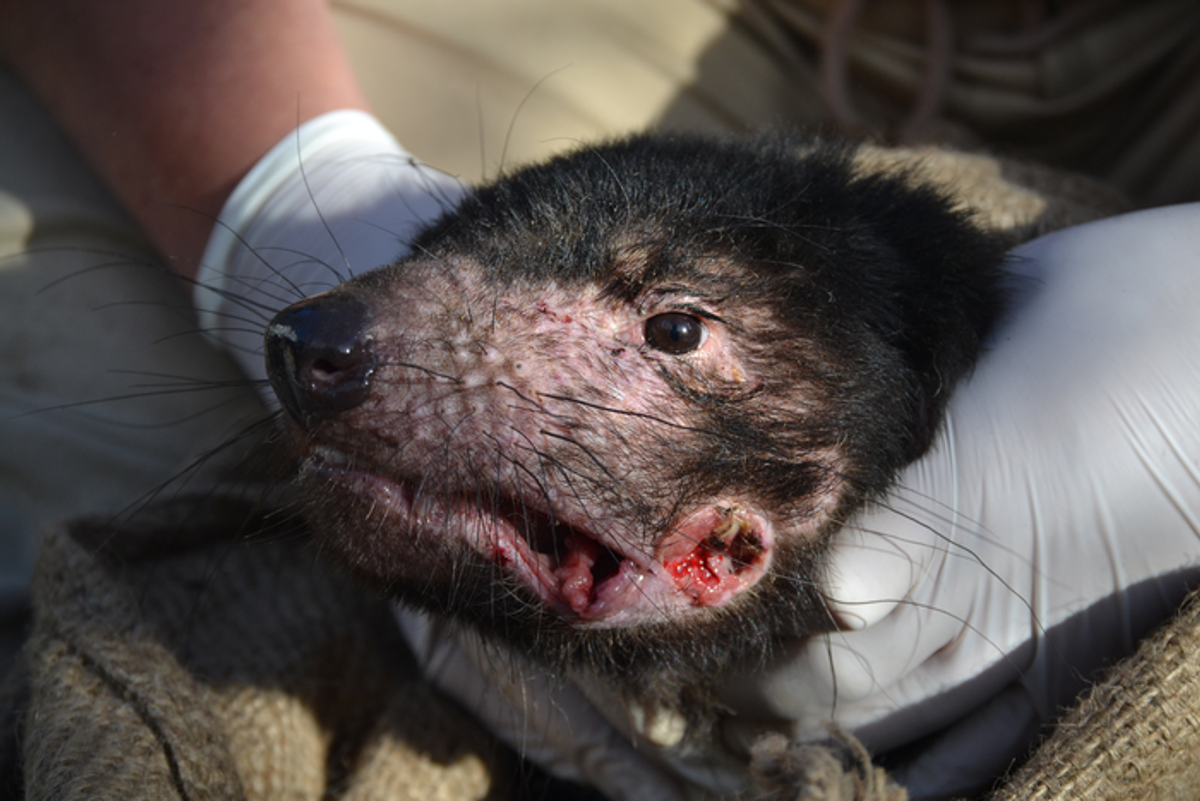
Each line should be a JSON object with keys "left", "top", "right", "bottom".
{"left": 280, "top": 265, "right": 808, "bottom": 630}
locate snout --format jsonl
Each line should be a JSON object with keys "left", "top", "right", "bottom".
{"left": 264, "top": 292, "right": 376, "bottom": 427}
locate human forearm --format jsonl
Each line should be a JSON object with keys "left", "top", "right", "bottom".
{"left": 0, "top": 0, "right": 368, "bottom": 279}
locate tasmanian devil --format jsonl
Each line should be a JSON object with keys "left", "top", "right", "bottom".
{"left": 263, "top": 132, "right": 1013, "bottom": 753}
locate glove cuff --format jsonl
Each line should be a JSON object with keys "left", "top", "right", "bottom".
{"left": 194, "top": 110, "right": 464, "bottom": 384}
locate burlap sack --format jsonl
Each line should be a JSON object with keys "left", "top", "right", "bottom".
{"left": 989, "top": 589, "right": 1200, "bottom": 801}
{"left": 0, "top": 497, "right": 513, "bottom": 801}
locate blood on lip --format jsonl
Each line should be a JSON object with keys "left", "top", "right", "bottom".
{"left": 660, "top": 507, "right": 767, "bottom": 606}
{"left": 666, "top": 542, "right": 729, "bottom": 591}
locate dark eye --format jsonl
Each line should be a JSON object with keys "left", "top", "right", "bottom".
{"left": 644, "top": 313, "right": 707, "bottom": 354}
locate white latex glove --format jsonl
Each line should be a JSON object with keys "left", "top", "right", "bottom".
{"left": 195, "top": 109, "right": 464, "bottom": 386}
{"left": 718, "top": 203, "right": 1200, "bottom": 799}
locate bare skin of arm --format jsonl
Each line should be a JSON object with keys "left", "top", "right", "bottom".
{"left": 0, "top": 0, "right": 369, "bottom": 280}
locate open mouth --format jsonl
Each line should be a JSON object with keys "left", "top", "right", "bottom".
{"left": 493, "top": 500, "right": 632, "bottom": 614}
{"left": 306, "top": 447, "right": 772, "bottom": 626}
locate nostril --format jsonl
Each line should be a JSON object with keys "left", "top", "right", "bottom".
{"left": 301, "top": 340, "right": 370, "bottom": 393}
{"left": 264, "top": 292, "right": 376, "bottom": 426}
{"left": 310, "top": 353, "right": 357, "bottom": 383}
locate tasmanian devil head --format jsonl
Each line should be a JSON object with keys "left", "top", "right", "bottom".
{"left": 264, "top": 132, "right": 1008, "bottom": 696}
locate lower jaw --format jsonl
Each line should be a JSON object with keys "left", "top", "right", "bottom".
{"left": 300, "top": 459, "right": 733, "bottom": 627}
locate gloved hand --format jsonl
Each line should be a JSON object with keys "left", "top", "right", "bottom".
{"left": 719, "top": 203, "right": 1200, "bottom": 799}
{"left": 195, "top": 109, "right": 464, "bottom": 388}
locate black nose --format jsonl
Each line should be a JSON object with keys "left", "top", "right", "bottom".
{"left": 264, "top": 293, "right": 375, "bottom": 427}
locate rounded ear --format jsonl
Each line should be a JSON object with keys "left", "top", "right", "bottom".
{"left": 863, "top": 178, "right": 1011, "bottom": 459}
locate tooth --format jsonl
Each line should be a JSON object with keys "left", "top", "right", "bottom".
{"left": 625, "top": 698, "right": 688, "bottom": 748}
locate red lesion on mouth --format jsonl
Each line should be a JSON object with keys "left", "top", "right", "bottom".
{"left": 658, "top": 506, "right": 770, "bottom": 607}
{"left": 472, "top": 500, "right": 774, "bottom": 625}
{"left": 309, "top": 450, "right": 772, "bottom": 626}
